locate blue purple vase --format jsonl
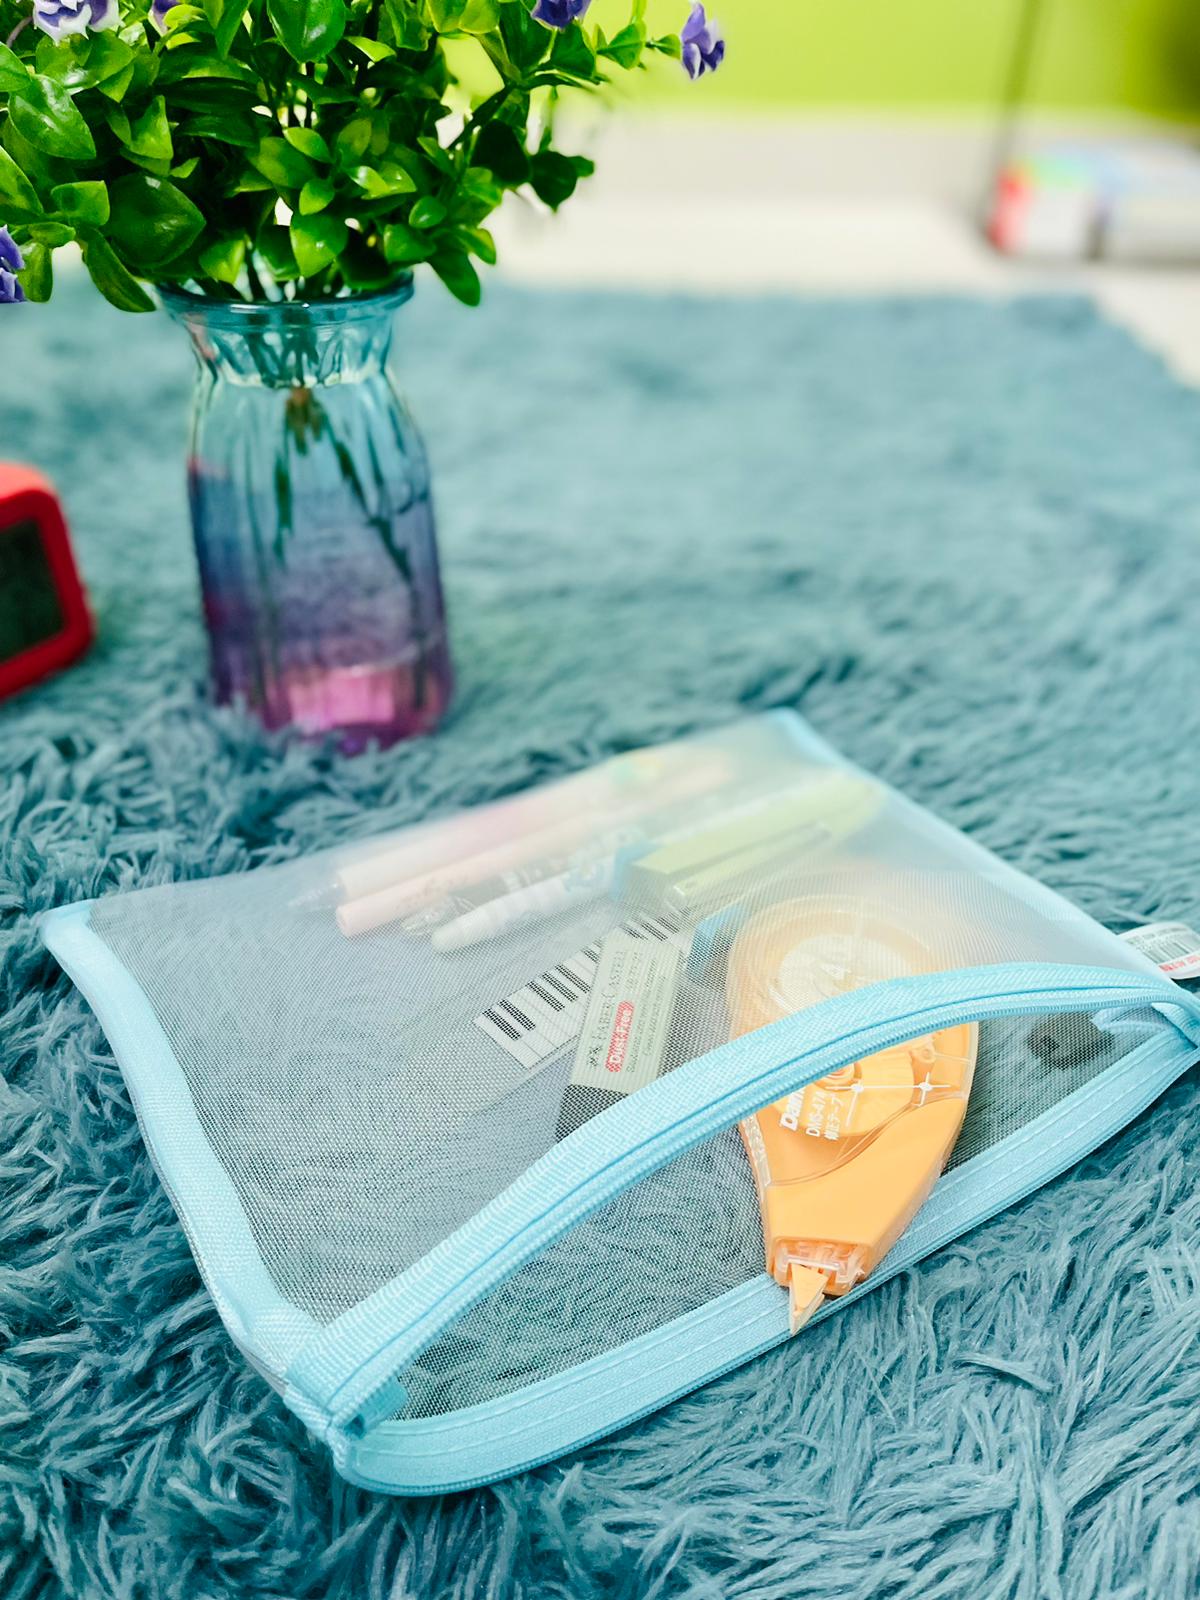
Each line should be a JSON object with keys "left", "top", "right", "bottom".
{"left": 161, "top": 280, "right": 453, "bottom": 753}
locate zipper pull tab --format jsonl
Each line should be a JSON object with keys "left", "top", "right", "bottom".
{"left": 343, "top": 1375, "right": 409, "bottom": 1439}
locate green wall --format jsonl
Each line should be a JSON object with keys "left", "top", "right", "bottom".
{"left": 639, "top": 0, "right": 1200, "bottom": 118}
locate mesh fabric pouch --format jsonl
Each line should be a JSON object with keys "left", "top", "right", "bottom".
{"left": 42, "top": 710, "right": 1200, "bottom": 1493}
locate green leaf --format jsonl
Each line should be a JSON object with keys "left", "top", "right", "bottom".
{"left": 0, "top": 42, "right": 28, "bottom": 93}
{"left": 343, "top": 34, "right": 395, "bottom": 62}
{"left": 50, "top": 180, "right": 110, "bottom": 226}
{"left": 428, "top": 0, "right": 497, "bottom": 31}
{"left": 457, "top": 0, "right": 500, "bottom": 32}
{"left": 408, "top": 195, "right": 446, "bottom": 229}
{"left": 459, "top": 166, "right": 503, "bottom": 208}
{"left": 124, "top": 154, "right": 173, "bottom": 179}
{"left": 471, "top": 120, "right": 527, "bottom": 184}
{"left": 165, "top": 81, "right": 260, "bottom": 119}
{"left": 20, "top": 240, "right": 53, "bottom": 302}
{"left": 427, "top": 0, "right": 468, "bottom": 29}
{"left": 430, "top": 248, "right": 480, "bottom": 306}
{"left": 127, "top": 50, "right": 162, "bottom": 96}
{"left": 28, "top": 220, "right": 75, "bottom": 247}
{"left": 97, "top": 62, "right": 136, "bottom": 102}
{"left": 381, "top": 145, "right": 427, "bottom": 185}
{"left": 0, "top": 146, "right": 41, "bottom": 217}
{"left": 251, "top": 136, "right": 316, "bottom": 190}
{"left": 599, "top": 19, "right": 646, "bottom": 69}
{"left": 183, "top": 108, "right": 265, "bottom": 147}
{"left": 550, "top": 22, "right": 596, "bottom": 78}
{"left": 33, "top": 32, "right": 64, "bottom": 74}
{"left": 456, "top": 224, "right": 495, "bottom": 264}
{"left": 529, "top": 149, "right": 579, "bottom": 209}
{"left": 214, "top": 0, "right": 251, "bottom": 55}
{"left": 8, "top": 77, "right": 96, "bottom": 162}
{"left": 80, "top": 233, "right": 155, "bottom": 312}
{"left": 349, "top": 163, "right": 417, "bottom": 199}
{"left": 297, "top": 79, "right": 359, "bottom": 105}
{"left": 418, "top": 134, "right": 455, "bottom": 176}
{"left": 498, "top": 2, "right": 551, "bottom": 71}
{"left": 199, "top": 234, "right": 246, "bottom": 284}
{"left": 382, "top": 222, "right": 428, "bottom": 264}
{"left": 299, "top": 175, "right": 336, "bottom": 214}
{"left": 158, "top": 48, "right": 259, "bottom": 85}
{"left": 289, "top": 211, "right": 347, "bottom": 276}
{"left": 164, "top": 4, "right": 208, "bottom": 31}
{"left": 88, "top": 33, "right": 138, "bottom": 82}
{"left": 37, "top": 33, "right": 132, "bottom": 92}
{"left": 334, "top": 117, "right": 372, "bottom": 163}
{"left": 126, "top": 96, "right": 174, "bottom": 162}
{"left": 107, "top": 173, "right": 206, "bottom": 268}
{"left": 226, "top": 169, "right": 273, "bottom": 195}
{"left": 337, "top": 231, "right": 398, "bottom": 291}
{"left": 267, "top": 0, "right": 347, "bottom": 63}
{"left": 1, "top": 116, "right": 62, "bottom": 195}
{"left": 284, "top": 126, "right": 331, "bottom": 163}
{"left": 257, "top": 223, "right": 300, "bottom": 280}
{"left": 381, "top": 0, "right": 429, "bottom": 49}
{"left": 648, "top": 32, "right": 682, "bottom": 60}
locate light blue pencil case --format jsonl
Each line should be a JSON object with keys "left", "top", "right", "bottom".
{"left": 41, "top": 711, "right": 1200, "bottom": 1494}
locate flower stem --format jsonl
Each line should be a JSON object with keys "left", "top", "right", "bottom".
{"left": 245, "top": 253, "right": 271, "bottom": 304}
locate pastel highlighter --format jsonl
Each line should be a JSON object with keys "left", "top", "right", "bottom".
{"left": 727, "top": 899, "right": 978, "bottom": 1333}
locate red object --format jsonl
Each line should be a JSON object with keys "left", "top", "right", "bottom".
{"left": 987, "top": 168, "right": 1031, "bottom": 254}
{"left": 0, "top": 463, "right": 93, "bottom": 701}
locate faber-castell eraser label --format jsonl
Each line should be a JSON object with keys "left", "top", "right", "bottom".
{"left": 566, "top": 927, "right": 683, "bottom": 1101}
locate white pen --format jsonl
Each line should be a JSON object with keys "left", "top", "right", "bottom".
{"left": 336, "top": 809, "right": 612, "bottom": 936}
{"left": 401, "top": 855, "right": 573, "bottom": 934}
{"left": 431, "top": 861, "right": 618, "bottom": 953}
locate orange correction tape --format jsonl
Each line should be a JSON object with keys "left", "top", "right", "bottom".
{"left": 726, "top": 898, "right": 978, "bottom": 1334}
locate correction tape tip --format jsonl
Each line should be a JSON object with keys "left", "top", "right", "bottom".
{"left": 787, "top": 1263, "right": 829, "bottom": 1335}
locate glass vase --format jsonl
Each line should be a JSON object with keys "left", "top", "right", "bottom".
{"left": 161, "top": 280, "right": 453, "bottom": 753}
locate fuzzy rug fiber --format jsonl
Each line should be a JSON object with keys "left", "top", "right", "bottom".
{"left": 3, "top": 273, "right": 1200, "bottom": 1600}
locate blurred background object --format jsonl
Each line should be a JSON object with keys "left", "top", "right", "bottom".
{"left": 495, "top": 0, "right": 1200, "bottom": 379}
{"left": 636, "top": 0, "right": 1200, "bottom": 118}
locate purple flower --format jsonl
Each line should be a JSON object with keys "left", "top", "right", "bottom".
{"left": 150, "top": 0, "right": 179, "bottom": 30}
{"left": 680, "top": 2, "right": 723, "bottom": 78}
{"left": 0, "top": 226, "right": 23, "bottom": 275}
{"left": 531, "top": 0, "right": 591, "bottom": 29}
{"left": 0, "top": 226, "right": 24, "bottom": 302}
{"left": 32, "top": 0, "right": 118, "bottom": 41}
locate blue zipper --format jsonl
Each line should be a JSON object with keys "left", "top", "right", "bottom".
{"left": 337, "top": 1023, "right": 1195, "bottom": 1494}
{"left": 285, "top": 965, "right": 1200, "bottom": 1443}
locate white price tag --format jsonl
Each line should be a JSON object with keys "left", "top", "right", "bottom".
{"left": 1119, "top": 921, "right": 1200, "bottom": 981}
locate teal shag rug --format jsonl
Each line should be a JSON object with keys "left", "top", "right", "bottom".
{"left": 3, "top": 275, "right": 1200, "bottom": 1600}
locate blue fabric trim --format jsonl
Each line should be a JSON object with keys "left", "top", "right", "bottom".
{"left": 336, "top": 1026, "right": 1196, "bottom": 1494}
{"left": 289, "top": 962, "right": 1196, "bottom": 1434}
{"left": 40, "top": 902, "right": 321, "bottom": 1378}
{"left": 40, "top": 886, "right": 1200, "bottom": 1493}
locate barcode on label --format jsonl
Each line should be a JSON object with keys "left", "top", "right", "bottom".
{"left": 1119, "top": 921, "right": 1200, "bottom": 981}
{"left": 474, "top": 914, "right": 682, "bottom": 1070}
